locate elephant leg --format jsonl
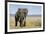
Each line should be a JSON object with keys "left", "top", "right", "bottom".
{"left": 24, "top": 21, "right": 26, "bottom": 26}
{"left": 23, "top": 18, "right": 26, "bottom": 26}
{"left": 20, "top": 19, "right": 24, "bottom": 27}
{"left": 15, "top": 17, "right": 18, "bottom": 27}
{"left": 15, "top": 20, "right": 17, "bottom": 26}
{"left": 20, "top": 20, "right": 22, "bottom": 27}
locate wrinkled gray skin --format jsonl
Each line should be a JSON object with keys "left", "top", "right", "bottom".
{"left": 15, "top": 8, "right": 28, "bottom": 27}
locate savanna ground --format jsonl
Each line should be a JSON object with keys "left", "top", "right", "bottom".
{"left": 9, "top": 16, "right": 41, "bottom": 29}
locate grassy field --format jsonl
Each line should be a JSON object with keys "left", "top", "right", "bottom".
{"left": 9, "top": 16, "right": 41, "bottom": 29}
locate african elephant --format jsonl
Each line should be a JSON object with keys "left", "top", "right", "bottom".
{"left": 15, "top": 8, "right": 28, "bottom": 27}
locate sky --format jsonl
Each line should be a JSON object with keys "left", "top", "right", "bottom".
{"left": 9, "top": 4, "right": 42, "bottom": 15}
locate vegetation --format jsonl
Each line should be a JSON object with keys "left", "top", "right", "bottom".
{"left": 9, "top": 16, "right": 41, "bottom": 29}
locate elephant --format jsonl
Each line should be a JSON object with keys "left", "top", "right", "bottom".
{"left": 15, "top": 8, "right": 28, "bottom": 27}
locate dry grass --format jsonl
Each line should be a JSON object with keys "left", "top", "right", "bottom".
{"left": 9, "top": 16, "right": 41, "bottom": 29}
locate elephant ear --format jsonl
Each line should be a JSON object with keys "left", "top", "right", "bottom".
{"left": 23, "top": 9, "right": 28, "bottom": 15}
